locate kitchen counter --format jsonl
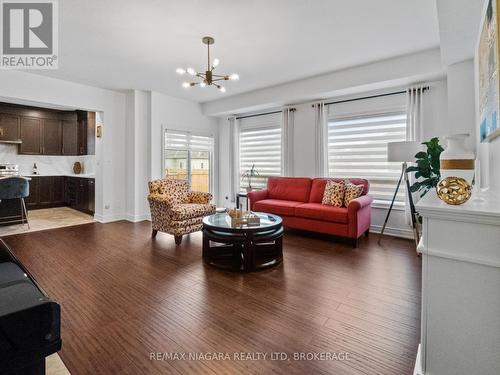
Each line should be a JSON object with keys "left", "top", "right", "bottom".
{"left": 22, "top": 173, "right": 95, "bottom": 179}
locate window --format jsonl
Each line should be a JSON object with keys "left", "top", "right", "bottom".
{"left": 163, "top": 130, "right": 214, "bottom": 193}
{"left": 327, "top": 95, "right": 407, "bottom": 206}
{"left": 239, "top": 112, "right": 282, "bottom": 191}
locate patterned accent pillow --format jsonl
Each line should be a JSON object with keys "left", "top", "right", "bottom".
{"left": 344, "top": 182, "right": 364, "bottom": 207}
{"left": 322, "top": 180, "right": 345, "bottom": 207}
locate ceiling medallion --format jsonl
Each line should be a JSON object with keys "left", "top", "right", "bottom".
{"left": 176, "top": 36, "right": 239, "bottom": 93}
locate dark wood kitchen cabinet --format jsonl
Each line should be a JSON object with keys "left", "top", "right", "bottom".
{"left": 0, "top": 103, "right": 94, "bottom": 156}
{"left": 42, "top": 119, "right": 62, "bottom": 155}
{"left": 0, "top": 113, "right": 20, "bottom": 142}
{"left": 19, "top": 117, "right": 42, "bottom": 154}
{"left": 65, "top": 177, "right": 95, "bottom": 214}
{"left": 26, "top": 176, "right": 66, "bottom": 209}
{"left": 62, "top": 120, "right": 79, "bottom": 155}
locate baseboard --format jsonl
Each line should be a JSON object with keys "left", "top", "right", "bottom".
{"left": 413, "top": 344, "right": 423, "bottom": 375}
{"left": 94, "top": 213, "right": 126, "bottom": 223}
{"left": 370, "top": 224, "right": 413, "bottom": 239}
{"left": 124, "top": 213, "right": 151, "bottom": 222}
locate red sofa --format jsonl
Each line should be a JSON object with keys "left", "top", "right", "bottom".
{"left": 247, "top": 177, "right": 373, "bottom": 246}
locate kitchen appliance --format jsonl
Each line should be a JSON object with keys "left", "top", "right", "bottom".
{"left": 0, "top": 163, "right": 19, "bottom": 177}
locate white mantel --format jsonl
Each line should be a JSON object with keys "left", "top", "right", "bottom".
{"left": 415, "top": 189, "right": 500, "bottom": 375}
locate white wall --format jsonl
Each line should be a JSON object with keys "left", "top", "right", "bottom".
{"left": 446, "top": 60, "right": 477, "bottom": 152}
{"left": 0, "top": 70, "right": 126, "bottom": 222}
{"left": 217, "top": 79, "right": 449, "bottom": 238}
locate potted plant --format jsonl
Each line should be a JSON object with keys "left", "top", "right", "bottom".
{"left": 406, "top": 137, "right": 444, "bottom": 197}
{"left": 241, "top": 164, "right": 259, "bottom": 192}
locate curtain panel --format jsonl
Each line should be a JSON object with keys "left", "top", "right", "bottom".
{"left": 281, "top": 107, "right": 295, "bottom": 176}
{"left": 228, "top": 116, "right": 240, "bottom": 202}
{"left": 313, "top": 101, "right": 328, "bottom": 177}
{"left": 406, "top": 86, "right": 426, "bottom": 223}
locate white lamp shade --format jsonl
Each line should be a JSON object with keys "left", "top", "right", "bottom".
{"left": 387, "top": 141, "right": 424, "bottom": 162}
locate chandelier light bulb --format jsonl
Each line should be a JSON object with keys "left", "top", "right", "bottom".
{"left": 213, "top": 58, "right": 220, "bottom": 67}
{"left": 219, "top": 86, "right": 226, "bottom": 93}
{"left": 182, "top": 82, "right": 190, "bottom": 88}
{"left": 200, "top": 82, "right": 207, "bottom": 87}
{"left": 187, "top": 67, "right": 196, "bottom": 76}
{"left": 229, "top": 73, "right": 239, "bottom": 80}
{"left": 176, "top": 68, "right": 186, "bottom": 75}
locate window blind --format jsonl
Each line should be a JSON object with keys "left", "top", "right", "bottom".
{"left": 164, "top": 131, "right": 213, "bottom": 152}
{"left": 239, "top": 113, "right": 282, "bottom": 191}
{"left": 327, "top": 111, "right": 407, "bottom": 206}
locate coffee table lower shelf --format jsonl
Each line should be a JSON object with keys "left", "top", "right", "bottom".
{"left": 202, "top": 227, "right": 283, "bottom": 272}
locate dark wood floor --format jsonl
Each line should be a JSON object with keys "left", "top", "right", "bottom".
{"left": 4, "top": 222, "right": 421, "bottom": 375}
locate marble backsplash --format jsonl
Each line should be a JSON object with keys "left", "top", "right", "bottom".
{"left": 0, "top": 144, "right": 95, "bottom": 175}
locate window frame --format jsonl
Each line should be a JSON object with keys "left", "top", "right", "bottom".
{"left": 162, "top": 126, "right": 215, "bottom": 194}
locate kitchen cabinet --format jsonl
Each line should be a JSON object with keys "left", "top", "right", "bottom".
{"left": 0, "top": 103, "right": 94, "bottom": 156}
{"left": 26, "top": 176, "right": 67, "bottom": 209}
{"left": 0, "top": 113, "right": 20, "bottom": 142}
{"left": 62, "top": 120, "right": 79, "bottom": 155}
{"left": 19, "top": 117, "right": 42, "bottom": 154}
{"left": 42, "top": 119, "right": 62, "bottom": 155}
{"left": 65, "top": 177, "right": 95, "bottom": 214}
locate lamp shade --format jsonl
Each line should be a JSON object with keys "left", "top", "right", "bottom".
{"left": 387, "top": 141, "right": 423, "bottom": 162}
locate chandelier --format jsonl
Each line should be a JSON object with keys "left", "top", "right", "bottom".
{"left": 176, "top": 36, "right": 239, "bottom": 93}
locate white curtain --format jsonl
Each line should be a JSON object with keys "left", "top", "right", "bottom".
{"left": 228, "top": 116, "right": 240, "bottom": 202}
{"left": 281, "top": 107, "right": 295, "bottom": 176}
{"left": 406, "top": 86, "right": 426, "bottom": 223}
{"left": 313, "top": 101, "right": 328, "bottom": 177}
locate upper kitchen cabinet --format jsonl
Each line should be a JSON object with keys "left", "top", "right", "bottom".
{"left": 62, "top": 119, "right": 79, "bottom": 156}
{"left": 19, "top": 117, "right": 42, "bottom": 154}
{"left": 0, "top": 113, "right": 20, "bottom": 143}
{"left": 42, "top": 119, "right": 62, "bottom": 155}
{"left": 0, "top": 103, "right": 95, "bottom": 156}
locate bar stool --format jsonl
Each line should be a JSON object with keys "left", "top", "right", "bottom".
{"left": 0, "top": 176, "right": 30, "bottom": 229}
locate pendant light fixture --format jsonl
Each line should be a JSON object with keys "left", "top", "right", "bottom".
{"left": 176, "top": 36, "right": 239, "bottom": 93}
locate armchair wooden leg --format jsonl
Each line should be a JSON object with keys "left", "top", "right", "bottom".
{"left": 152, "top": 229, "right": 158, "bottom": 238}
{"left": 351, "top": 238, "right": 359, "bottom": 248}
{"left": 174, "top": 235, "right": 182, "bottom": 245}
{"left": 364, "top": 230, "right": 369, "bottom": 238}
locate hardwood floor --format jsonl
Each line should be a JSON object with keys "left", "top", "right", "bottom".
{"left": 3, "top": 221, "right": 421, "bottom": 375}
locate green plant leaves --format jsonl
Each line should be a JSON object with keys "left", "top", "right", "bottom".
{"left": 407, "top": 137, "right": 443, "bottom": 197}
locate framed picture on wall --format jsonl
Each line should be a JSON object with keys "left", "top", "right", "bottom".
{"left": 478, "top": 0, "right": 500, "bottom": 142}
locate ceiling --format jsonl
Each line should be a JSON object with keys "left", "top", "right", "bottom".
{"left": 34, "top": 0, "right": 440, "bottom": 103}
{"left": 436, "top": 0, "right": 485, "bottom": 65}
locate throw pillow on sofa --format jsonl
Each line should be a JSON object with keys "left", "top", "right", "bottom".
{"left": 322, "top": 180, "right": 345, "bottom": 207}
{"left": 344, "top": 181, "right": 364, "bottom": 206}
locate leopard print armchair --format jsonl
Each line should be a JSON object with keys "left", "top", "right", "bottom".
{"left": 148, "top": 179, "right": 216, "bottom": 244}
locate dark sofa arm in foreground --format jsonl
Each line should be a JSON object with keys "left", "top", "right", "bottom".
{"left": 0, "top": 239, "right": 61, "bottom": 375}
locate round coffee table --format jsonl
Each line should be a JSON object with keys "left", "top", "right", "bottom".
{"left": 202, "top": 212, "right": 283, "bottom": 272}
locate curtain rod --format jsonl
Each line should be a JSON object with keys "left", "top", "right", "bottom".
{"left": 313, "top": 86, "right": 430, "bottom": 107}
{"left": 234, "top": 107, "right": 295, "bottom": 121}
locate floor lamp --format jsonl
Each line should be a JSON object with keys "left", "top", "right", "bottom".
{"left": 378, "top": 141, "right": 423, "bottom": 247}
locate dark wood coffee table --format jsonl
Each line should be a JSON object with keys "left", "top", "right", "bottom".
{"left": 202, "top": 212, "right": 283, "bottom": 272}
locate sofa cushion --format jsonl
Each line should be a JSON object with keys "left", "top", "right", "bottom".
{"left": 267, "top": 177, "right": 312, "bottom": 202}
{"left": 170, "top": 203, "right": 215, "bottom": 221}
{"left": 322, "top": 180, "right": 345, "bottom": 207}
{"left": 295, "top": 203, "right": 349, "bottom": 224}
{"left": 344, "top": 182, "right": 364, "bottom": 207}
{"left": 309, "top": 178, "right": 369, "bottom": 203}
{"left": 253, "top": 199, "right": 304, "bottom": 216}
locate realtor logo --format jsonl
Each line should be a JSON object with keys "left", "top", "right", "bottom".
{"left": 1, "top": 0, "right": 58, "bottom": 69}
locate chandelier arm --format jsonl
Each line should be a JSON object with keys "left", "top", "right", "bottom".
{"left": 211, "top": 78, "right": 228, "bottom": 82}
{"left": 211, "top": 73, "right": 227, "bottom": 77}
